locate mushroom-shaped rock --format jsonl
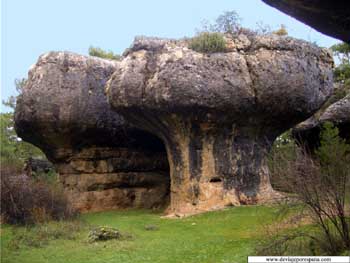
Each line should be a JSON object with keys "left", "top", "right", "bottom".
{"left": 15, "top": 51, "right": 170, "bottom": 212}
{"left": 107, "top": 35, "right": 333, "bottom": 215}
{"left": 293, "top": 94, "right": 350, "bottom": 150}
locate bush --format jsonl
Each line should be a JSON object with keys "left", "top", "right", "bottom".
{"left": 262, "top": 122, "right": 350, "bottom": 255}
{"left": 188, "top": 32, "right": 227, "bottom": 53}
{"left": 0, "top": 165, "right": 77, "bottom": 225}
{"left": 268, "top": 130, "right": 298, "bottom": 192}
{"left": 88, "top": 226, "right": 122, "bottom": 242}
{"left": 273, "top": 24, "right": 288, "bottom": 36}
{"left": 88, "top": 46, "right": 120, "bottom": 60}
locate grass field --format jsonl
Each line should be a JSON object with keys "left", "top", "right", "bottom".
{"left": 1, "top": 206, "right": 281, "bottom": 263}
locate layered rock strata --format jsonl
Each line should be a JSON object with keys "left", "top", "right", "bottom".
{"left": 15, "top": 52, "right": 170, "bottom": 212}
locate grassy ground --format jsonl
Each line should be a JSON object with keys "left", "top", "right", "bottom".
{"left": 1, "top": 206, "right": 280, "bottom": 263}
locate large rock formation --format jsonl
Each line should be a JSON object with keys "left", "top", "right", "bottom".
{"left": 107, "top": 35, "right": 333, "bottom": 215}
{"left": 15, "top": 34, "right": 334, "bottom": 216}
{"left": 293, "top": 94, "right": 350, "bottom": 151}
{"left": 15, "top": 52, "right": 170, "bottom": 212}
{"left": 262, "top": 0, "right": 350, "bottom": 43}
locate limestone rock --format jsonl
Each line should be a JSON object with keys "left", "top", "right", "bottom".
{"left": 15, "top": 51, "right": 170, "bottom": 212}
{"left": 262, "top": 0, "right": 350, "bottom": 43}
{"left": 107, "top": 34, "right": 333, "bottom": 215}
{"left": 320, "top": 94, "right": 350, "bottom": 124}
{"left": 293, "top": 94, "right": 350, "bottom": 150}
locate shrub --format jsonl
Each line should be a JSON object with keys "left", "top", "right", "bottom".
{"left": 0, "top": 165, "right": 77, "bottom": 225}
{"left": 273, "top": 24, "right": 288, "bottom": 36}
{"left": 262, "top": 122, "right": 350, "bottom": 255}
{"left": 88, "top": 46, "right": 120, "bottom": 60}
{"left": 88, "top": 226, "right": 122, "bottom": 242}
{"left": 189, "top": 32, "right": 226, "bottom": 53}
{"left": 268, "top": 130, "right": 298, "bottom": 192}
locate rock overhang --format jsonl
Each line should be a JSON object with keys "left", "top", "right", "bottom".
{"left": 107, "top": 34, "right": 333, "bottom": 128}
{"left": 14, "top": 51, "right": 170, "bottom": 212}
{"left": 15, "top": 51, "right": 167, "bottom": 160}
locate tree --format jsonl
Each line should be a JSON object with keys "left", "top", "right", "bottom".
{"left": 331, "top": 42, "right": 350, "bottom": 85}
{"left": 1, "top": 78, "right": 46, "bottom": 169}
{"left": 212, "top": 10, "right": 242, "bottom": 34}
{"left": 2, "top": 78, "right": 26, "bottom": 110}
{"left": 198, "top": 10, "right": 243, "bottom": 35}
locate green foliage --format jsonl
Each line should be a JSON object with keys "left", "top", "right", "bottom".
{"left": 1, "top": 78, "right": 46, "bottom": 169}
{"left": 316, "top": 121, "right": 350, "bottom": 166}
{"left": 318, "top": 42, "right": 350, "bottom": 113}
{"left": 2, "top": 78, "right": 26, "bottom": 110}
{"left": 331, "top": 42, "right": 350, "bottom": 62}
{"left": 0, "top": 112, "right": 45, "bottom": 169}
{"left": 212, "top": 10, "right": 241, "bottom": 34}
{"left": 88, "top": 46, "right": 121, "bottom": 60}
{"left": 268, "top": 130, "right": 298, "bottom": 192}
{"left": 265, "top": 122, "right": 350, "bottom": 255}
{"left": 331, "top": 42, "right": 350, "bottom": 85}
{"left": 333, "top": 63, "right": 350, "bottom": 84}
{"left": 188, "top": 32, "right": 227, "bottom": 53}
{"left": 88, "top": 226, "right": 123, "bottom": 243}
{"left": 200, "top": 10, "right": 242, "bottom": 35}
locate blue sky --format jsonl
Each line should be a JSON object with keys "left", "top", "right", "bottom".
{"left": 1, "top": 0, "right": 340, "bottom": 112}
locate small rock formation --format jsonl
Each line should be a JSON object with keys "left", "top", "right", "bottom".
{"left": 262, "top": 0, "right": 350, "bottom": 43}
{"left": 15, "top": 52, "right": 170, "bottom": 212}
{"left": 293, "top": 94, "right": 350, "bottom": 151}
{"left": 24, "top": 157, "right": 54, "bottom": 176}
{"left": 107, "top": 35, "right": 333, "bottom": 215}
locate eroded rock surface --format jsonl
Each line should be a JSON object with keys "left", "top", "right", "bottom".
{"left": 107, "top": 35, "right": 333, "bottom": 215}
{"left": 293, "top": 94, "right": 350, "bottom": 151}
{"left": 262, "top": 0, "right": 350, "bottom": 43}
{"left": 15, "top": 52, "right": 170, "bottom": 212}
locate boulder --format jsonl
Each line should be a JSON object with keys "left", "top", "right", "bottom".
{"left": 15, "top": 52, "right": 170, "bottom": 212}
{"left": 262, "top": 0, "right": 350, "bottom": 43}
{"left": 107, "top": 35, "right": 333, "bottom": 215}
{"left": 293, "top": 94, "right": 350, "bottom": 151}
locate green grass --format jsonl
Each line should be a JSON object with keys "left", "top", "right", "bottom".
{"left": 1, "top": 206, "right": 280, "bottom": 263}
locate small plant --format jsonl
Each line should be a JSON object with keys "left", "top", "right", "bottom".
{"left": 88, "top": 226, "right": 122, "bottom": 242}
{"left": 273, "top": 24, "right": 288, "bottom": 36}
{"left": 88, "top": 46, "right": 120, "bottom": 60}
{"left": 188, "top": 32, "right": 226, "bottom": 53}
{"left": 144, "top": 224, "right": 159, "bottom": 231}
